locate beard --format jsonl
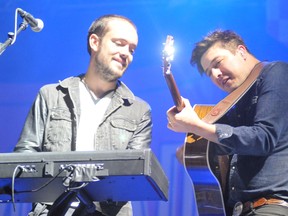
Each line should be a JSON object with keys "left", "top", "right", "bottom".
{"left": 94, "top": 52, "right": 126, "bottom": 83}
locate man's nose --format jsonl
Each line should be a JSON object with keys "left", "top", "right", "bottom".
{"left": 120, "top": 46, "right": 133, "bottom": 63}
{"left": 211, "top": 68, "right": 222, "bottom": 78}
{"left": 120, "top": 45, "right": 130, "bottom": 57}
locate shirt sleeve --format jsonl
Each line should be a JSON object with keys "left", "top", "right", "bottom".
{"left": 14, "top": 90, "right": 48, "bottom": 152}
{"left": 214, "top": 62, "right": 288, "bottom": 156}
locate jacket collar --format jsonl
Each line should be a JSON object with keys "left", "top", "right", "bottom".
{"left": 58, "top": 75, "right": 136, "bottom": 104}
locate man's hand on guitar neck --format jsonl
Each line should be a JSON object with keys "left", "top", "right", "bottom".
{"left": 167, "top": 98, "right": 201, "bottom": 133}
{"left": 166, "top": 97, "right": 221, "bottom": 147}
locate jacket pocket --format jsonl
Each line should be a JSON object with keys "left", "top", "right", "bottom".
{"left": 110, "top": 117, "right": 137, "bottom": 149}
{"left": 45, "top": 108, "right": 73, "bottom": 151}
{"left": 110, "top": 118, "right": 137, "bottom": 131}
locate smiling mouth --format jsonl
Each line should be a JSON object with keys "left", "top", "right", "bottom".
{"left": 114, "top": 59, "right": 127, "bottom": 68}
{"left": 221, "top": 78, "right": 229, "bottom": 87}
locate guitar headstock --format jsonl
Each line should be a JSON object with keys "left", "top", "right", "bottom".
{"left": 162, "top": 35, "right": 175, "bottom": 74}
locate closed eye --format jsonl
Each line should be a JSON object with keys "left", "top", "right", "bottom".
{"left": 113, "top": 39, "right": 136, "bottom": 55}
{"left": 206, "top": 59, "right": 222, "bottom": 77}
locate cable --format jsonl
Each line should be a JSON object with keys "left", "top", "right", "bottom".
{"left": 11, "top": 165, "right": 24, "bottom": 212}
{"left": 17, "top": 165, "right": 74, "bottom": 194}
{"left": 8, "top": 163, "right": 91, "bottom": 210}
{"left": 10, "top": 8, "right": 21, "bottom": 46}
{"left": 68, "top": 183, "right": 89, "bottom": 191}
{"left": 0, "top": 9, "right": 28, "bottom": 55}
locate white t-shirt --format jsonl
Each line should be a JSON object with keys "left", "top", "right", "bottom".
{"left": 76, "top": 80, "right": 112, "bottom": 151}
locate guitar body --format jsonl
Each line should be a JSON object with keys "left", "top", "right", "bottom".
{"left": 184, "top": 104, "right": 227, "bottom": 216}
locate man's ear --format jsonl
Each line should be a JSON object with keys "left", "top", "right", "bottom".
{"left": 237, "top": 45, "right": 246, "bottom": 56}
{"left": 237, "top": 45, "right": 247, "bottom": 60}
{"left": 89, "top": 34, "right": 100, "bottom": 52}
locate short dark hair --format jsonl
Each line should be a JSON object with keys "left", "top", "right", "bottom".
{"left": 190, "top": 30, "right": 250, "bottom": 75}
{"left": 87, "top": 14, "right": 137, "bottom": 55}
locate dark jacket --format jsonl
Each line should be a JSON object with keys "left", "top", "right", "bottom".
{"left": 215, "top": 61, "right": 288, "bottom": 208}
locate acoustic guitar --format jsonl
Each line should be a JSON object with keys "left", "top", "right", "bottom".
{"left": 162, "top": 35, "right": 227, "bottom": 216}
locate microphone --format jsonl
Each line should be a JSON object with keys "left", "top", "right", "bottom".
{"left": 17, "top": 8, "right": 44, "bottom": 32}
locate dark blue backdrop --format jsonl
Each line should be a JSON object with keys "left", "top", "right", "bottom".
{"left": 1, "top": 0, "right": 288, "bottom": 215}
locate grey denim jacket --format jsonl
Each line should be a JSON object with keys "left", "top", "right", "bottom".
{"left": 14, "top": 75, "right": 152, "bottom": 153}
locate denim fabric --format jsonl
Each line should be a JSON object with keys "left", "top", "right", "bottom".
{"left": 14, "top": 75, "right": 152, "bottom": 152}
{"left": 14, "top": 75, "right": 152, "bottom": 215}
{"left": 214, "top": 62, "right": 288, "bottom": 208}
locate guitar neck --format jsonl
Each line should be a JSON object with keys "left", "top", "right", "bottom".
{"left": 164, "top": 71, "right": 184, "bottom": 112}
{"left": 162, "top": 35, "right": 184, "bottom": 112}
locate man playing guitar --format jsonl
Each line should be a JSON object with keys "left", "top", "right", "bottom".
{"left": 166, "top": 30, "right": 288, "bottom": 216}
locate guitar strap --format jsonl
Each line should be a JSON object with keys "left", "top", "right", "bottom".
{"left": 202, "top": 61, "right": 267, "bottom": 197}
{"left": 202, "top": 61, "right": 267, "bottom": 124}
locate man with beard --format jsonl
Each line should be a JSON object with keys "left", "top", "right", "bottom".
{"left": 14, "top": 14, "right": 152, "bottom": 216}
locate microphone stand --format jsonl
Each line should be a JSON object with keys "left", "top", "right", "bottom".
{"left": 0, "top": 21, "right": 28, "bottom": 56}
